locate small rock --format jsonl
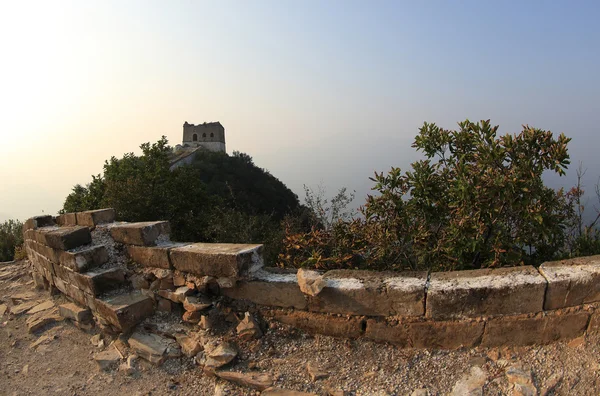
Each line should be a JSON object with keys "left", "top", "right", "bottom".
{"left": 183, "top": 296, "right": 212, "bottom": 312}
{"left": 205, "top": 342, "right": 237, "bottom": 368}
{"left": 128, "top": 332, "right": 169, "bottom": 365}
{"left": 199, "top": 315, "right": 212, "bottom": 330}
{"left": 567, "top": 336, "right": 585, "bottom": 348}
{"left": 173, "top": 271, "right": 186, "bottom": 287}
{"left": 94, "top": 348, "right": 122, "bottom": 371}
{"left": 175, "top": 334, "right": 203, "bottom": 357}
{"left": 506, "top": 365, "right": 537, "bottom": 396}
{"left": 90, "top": 334, "right": 102, "bottom": 347}
{"left": 183, "top": 310, "right": 202, "bottom": 323}
{"left": 306, "top": 362, "right": 329, "bottom": 381}
{"left": 22, "top": 365, "right": 29, "bottom": 375}
{"left": 0, "top": 304, "right": 7, "bottom": 317}
{"left": 130, "top": 274, "right": 150, "bottom": 290}
{"left": 236, "top": 312, "right": 262, "bottom": 340}
{"left": 450, "top": 366, "right": 487, "bottom": 396}
{"left": 411, "top": 389, "right": 429, "bottom": 396}
{"left": 26, "top": 301, "right": 54, "bottom": 315}
{"left": 215, "top": 371, "right": 274, "bottom": 391}
{"left": 297, "top": 268, "right": 326, "bottom": 296}
{"left": 157, "top": 298, "right": 172, "bottom": 313}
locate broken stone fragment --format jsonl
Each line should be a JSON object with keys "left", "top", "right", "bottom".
{"left": 58, "top": 303, "right": 92, "bottom": 323}
{"left": 175, "top": 334, "right": 203, "bottom": 357}
{"left": 183, "top": 310, "right": 203, "bottom": 323}
{"left": 157, "top": 298, "right": 172, "bottom": 312}
{"left": 236, "top": 312, "right": 262, "bottom": 340}
{"left": 173, "top": 271, "right": 186, "bottom": 287}
{"left": 450, "top": 366, "right": 487, "bottom": 396}
{"left": 183, "top": 296, "right": 212, "bottom": 312}
{"left": 205, "top": 342, "right": 237, "bottom": 368}
{"left": 130, "top": 274, "right": 150, "bottom": 290}
{"left": 199, "top": 315, "right": 212, "bottom": 330}
{"left": 127, "top": 332, "right": 169, "bottom": 365}
{"left": 90, "top": 334, "right": 103, "bottom": 347}
{"left": 297, "top": 268, "right": 326, "bottom": 296}
{"left": 94, "top": 348, "right": 122, "bottom": 371}
{"left": 306, "top": 361, "right": 329, "bottom": 381}
{"left": 26, "top": 300, "right": 54, "bottom": 315}
{"left": 216, "top": 277, "right": 236, "bottom": 289}
{"left": 215, "top": 371, "right": 274, "bottom": 391}
{"left": 506, "top": 365, "right": 537, "bottom": 396}
{"left": 26, "top": 309, "right": 61, "bottom": 333}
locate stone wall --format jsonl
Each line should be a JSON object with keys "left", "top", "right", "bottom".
{"left": 23, "top": 209, "right": 600, "bottom": 349}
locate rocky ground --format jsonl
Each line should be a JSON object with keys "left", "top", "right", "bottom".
{"left": 1, "top": 260, "right": 600, "bottom": 396}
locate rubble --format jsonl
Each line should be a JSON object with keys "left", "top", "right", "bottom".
{"left": 94, "top": 348, "right": 122, "bottom": 371}
{"left": 205, "top": 342, "right": 237, "bottom": 368}
{"left": 297, "top": 268, "right": 326, "bottom": 296}
{"left": 127, "top": 332, "right": 169, "bottom": 365}
{"left": 215, "top": 371, "right": 274, "bottom": 391}
{"left": 236, "top": 312, "right": 262, "bottom": 340}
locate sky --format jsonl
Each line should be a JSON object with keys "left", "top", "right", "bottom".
{"left": 1, "top": 1, "right": 599, "bottom": 222}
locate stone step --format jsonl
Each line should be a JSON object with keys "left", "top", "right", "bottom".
{"left": 53, "top": 264, "right": 125, "bottom": 296}
{"left": 32, "top": 226, "right": 92, "bottom": 250}
{"left": 110, "top": 221, "right": 170, "bottom": 246}
{"left": 169, "top": 243, "right": 264, "bottom": 278}
{"left": 76, "top": 208, "right": 116, "bottom": 229}
{"left": 88, "top": 291, "right": 154, "bottom": 332}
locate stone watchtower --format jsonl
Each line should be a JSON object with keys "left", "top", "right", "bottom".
{"left": 182, "top": 121, "right": 226, "bottom": 153}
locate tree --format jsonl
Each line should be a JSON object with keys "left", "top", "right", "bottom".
{"left": 303, "top": 183, "right": 355, "bottom": 230}
{"left": 0, "top": 219, "right": 24, "bottom": 262}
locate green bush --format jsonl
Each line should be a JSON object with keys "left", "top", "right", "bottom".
{"left": 0, "top": 219, "right": 24, "bottom": 262}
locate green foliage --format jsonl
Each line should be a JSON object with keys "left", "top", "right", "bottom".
{"left": 281, "top": 120, "right": 574, "bottom": 271}
{"left": 0, "top": 219, "right": 24, "bottom": 262}
{"left": 61, "top": 137, "right": 301, "bottom": 263}
{"left": 303, "top": 183, "right": 355, "bottom": 230}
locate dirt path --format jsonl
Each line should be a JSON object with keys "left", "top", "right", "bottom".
{"left": 1, "top": 260, "right": 599, "bottom": 395}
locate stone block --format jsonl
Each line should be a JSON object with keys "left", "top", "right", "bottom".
{"left": 481, "top": 310, "right": 590, "bottom": 347}
{"left": 76, "top": 208, "right": 116, "bottom": 229}
{"left": 222, "top": 268, "right": 307, "bottom": 310}
{"left": 59, "top": 302, "right": 92, "bottom": 323}
{"left": 308, "top": 270, "right": 426, "bottom": 317}
{"left": 128, "top": 332, "right": 169, "bottom": 365}
{"left": 59, "top": 245, "right": 109, "bottom": 272}
{"left": 587, "top": 311, "right": 600, "bottom": 334}
{"left": 90, "top": 292, "right": 154, "bottom": 332}
{"left": 56, "top": 213, "right": 77, "bottom": 226}
{"left": 64, "top": 282, "right": 89, "bottom": 306}
{"left": 364, "top": 319, "right": 411, "bottom": 347}
{"left": 408, "top": 320, "right": 484, "bottom": 349}
{"left": 110, "top": 221, "right": 170, "bottom": 246}
{"left": 35, "top": 226, "right": 92, "bottom": 251}
{"left": 169, "top": 243, "right": 264, "bottom": 278}
{"left": 539, "top": 256, "right": 600, "bottom": 310}
{"left": 272, "top": 311, "right": 364, "bottom": 338}
{"left": 126, "top": 245, "right": 173, "bottom": 269}
{"left": 426, "top": 266, "right": 547, "bottom": 319}
{"left": 69, "top": 267, "right": 125, "bottom": 296}
{"left": 23, "top": 215, "right": 55, "bottom": 233}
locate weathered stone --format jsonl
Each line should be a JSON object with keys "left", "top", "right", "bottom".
{"left": 183, "top": 310, "right": 203, "bottom": 323}
{"left": 272, "top": 311, "right": 364, "bottom": 338}
{"left": 408, "top": 320, "right": 485, "bottom": 349}
{"left": 130, "top": 274, "right": 150, "bottom": 290}
{"left": 119, "top": 354, "right": 138, "bottom": 375}
{"left": 506, "top": 366, "right": 537, "bottom": 396}
{"left": 56, "top": 213, "right": 77, "bottom": 227}
{"left": 539, "top": 256, "right": 600, "bottom": 310}
{"left": 175, "top": 334, "right": 202, "bottom": 357}
{"left": 59, "top": 245, "right": 108, "bottom": 272}
{"left": 306, "top": 362, "right": 329, "bottom": 381}
{"left": 23, "top": 215, "right": 55, "bottom": 233}
{"left": 309, "top": 270, "right": 427, "bottom": 317}
{"left": 173, "top": 271, "right": 186, "bottom": 286}
{"left": 36, "top": 226, "right": 92, "bottom": 251}
{"left": 169, "top": 243, "right": 263, "bottom": 278}
{"left": 157, "top": 297, "right": 172, "bottom": 312}
{"left": 216, "top": 277, "right": 236, "bottom": 288}
{"left": 205, "top": 342, "right": 237, "bottom": 368}
{"left": 128, "top": 332, "right": 169, "bottom": 365}
{"left": 76, "top": 208, "right": 116, "bottom": 229}
{"left": 236, "top": 312, "right": 262, "bottom": 340}
{"left": 11, "top": 300, "right": 40, "bottom": 315}
{"left": 450, "top": 366, "right": 487, "bottom": 396}
{"left": 0, "top": 304, "right": 7, "bottom": 317}
{"left": 90, "top": 292, "right": 154, "bottom": 332}
{"left": 540, "top": 373, "right": 563, "bottom": 396}
{"left": 222, "top": 269, "right": 307, "bottom": 310}
{"left": 26, "top": 309, "right": 61, "bottom": 333}
{"left": 297, "top": 268, "right": 326, "bottom": 296}
{"left": 363, "top": 319, "right": 411, "bottom": 347}
{"left": 127, "top": 245, "right": 173, "bottom": 269}
{"left": 68, "top": 267, "right": 125, "bottom": 296}
{"left": 32, "top": 272, "right": 46, "bottom": 290}
{"left": 94, "top": 348, "right": 122, "bottom": 371}
{"left": 90, "top": 334, "right": 103, "bottom": 346}
{"left": 110, "top": 221, "right": 170, "bottom": 246}
{"left": 27, "top": 300, "right": 54, "bottom": 315}
{"left": 481, "top": 311, "right": 589, "bottom": 347}
{"left": 215, "top": 371, "right": 273, "bottom": 391}
{"left": 426, "top": 266, "right": 547, "bottom": 319}
{"left": 199, "top": 315, "right": 212, "bottom": 330}
{"left": 183, "top": 295, "right": 212, "bottom": 312}
{"left": 58, "top": 302, "right": 92, "bottom": 323}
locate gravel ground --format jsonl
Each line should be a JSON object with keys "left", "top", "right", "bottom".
{"left": 1, "top": 260, "right": 600, "bottom": 395}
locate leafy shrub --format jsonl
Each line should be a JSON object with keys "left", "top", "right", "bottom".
{"left": 280, "top": 120, "right": 573, "bottom": 271}
{"left": 0, "top": 219, "right": 24, "bottom": 262}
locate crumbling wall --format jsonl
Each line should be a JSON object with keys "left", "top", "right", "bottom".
{"left": 23, "top": 208, "right": 600, "bottom": 350}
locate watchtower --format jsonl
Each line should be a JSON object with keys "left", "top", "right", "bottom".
{"left": 182, "top": 121, "right": 226, "bottom": 152}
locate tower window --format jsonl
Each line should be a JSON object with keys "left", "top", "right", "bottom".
{"left": 202, "top": 133, "right": 206, "bottom": 138}
{"left": 192, "top": 134, "right": 198, "bottom": 141}
{"left": 210, "top": 133, "right": 214, "bottom": 138}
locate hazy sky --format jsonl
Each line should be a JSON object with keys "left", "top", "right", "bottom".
{"left": 1, "top": 1, "right": 599, "bottom": 222}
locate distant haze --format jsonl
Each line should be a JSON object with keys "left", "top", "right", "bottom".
{"left": 1, "top": 1, "right": 599, "bottom": 222}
